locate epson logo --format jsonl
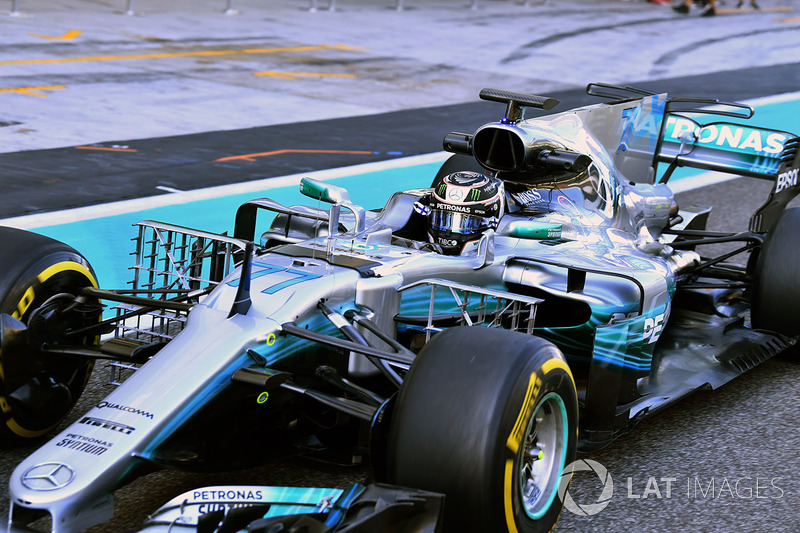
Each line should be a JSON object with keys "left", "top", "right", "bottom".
{"left": 775, "top": 168, "right": 799, "bottom": 194}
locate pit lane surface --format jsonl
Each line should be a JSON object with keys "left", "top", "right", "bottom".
{"left": 2, "top": 1, "right": 800, "bottom": 532}
{"left": 2, "top": 0, "right": 800, "bottom": 217}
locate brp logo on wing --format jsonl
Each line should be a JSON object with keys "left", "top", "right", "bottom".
{"left": 557, "top": 459, "right": 613, "bottom": 516}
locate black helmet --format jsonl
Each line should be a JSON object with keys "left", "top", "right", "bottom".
{"left": 426, "top": 171, "right": 504, "bottom": 255}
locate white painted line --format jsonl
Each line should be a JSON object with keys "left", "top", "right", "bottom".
{"left": 744, "top": 91, "right": 800, "bottom": 108}
{"left": 0, "top": 152, "right": 452, "bottom": 230}
{"left": 155, "top": 185, "right": 185, "bottom": 193}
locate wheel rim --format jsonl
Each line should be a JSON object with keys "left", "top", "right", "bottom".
{"left": 1, "top": 262, "right": 99, "bottom": 438}
{"left": 519, "top": 392, "right": 568, "bottom": 520}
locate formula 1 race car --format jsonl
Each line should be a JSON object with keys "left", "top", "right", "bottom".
{"left": 2, "top": 83, "right": 799, "bottom": 533}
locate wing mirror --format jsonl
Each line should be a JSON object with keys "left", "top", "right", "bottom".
{"left": 299, "top": 177, "right": 365, "bottom": 237}
{"left": 300, "top": 177, "right": 351, "bottom": 204}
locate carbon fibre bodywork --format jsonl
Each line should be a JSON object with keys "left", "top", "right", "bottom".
{"left": 4, "top": 84, "right": 800, "bottom": 532}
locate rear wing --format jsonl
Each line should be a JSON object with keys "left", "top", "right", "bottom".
{"left": 590, "top": 84, "right": 800, "bottom": 232}
{"left": 656, "top": 114, "right": 797, "bottom": 180}
{"left": 656, "top": 109, "right": 799, "bottom": 233}
{"left": 658, "top": 115, "right": 799, "bottom": 232}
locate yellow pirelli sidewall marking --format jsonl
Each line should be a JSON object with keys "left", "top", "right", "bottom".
{"left": 542, "top": 358, "right": 579, "bottom": 441}
{"left": 542, "top": 358, "right": 576, "bottom": 398}
{"left": 503, "top": 357, "right": 574, "bottom": 533}
{"left": 37, "top": 261, "right": 98, "bottom": 288}
{"left": 504, "top": 458, "right": 518, "bottom": 533}
{"left": 504, "top": 371, "right": 541, "bottom": 533}
{"left": 11, "top": 286, "right": 35, "bottom": 320}
{"left": 1, "top": 261, "right": 99, "bottom": 438}
{"left": 506, "top": 372, "right": 541, "bottom": 455}
{"left": 4, "top": 417, "right": 53, "bottom": 438}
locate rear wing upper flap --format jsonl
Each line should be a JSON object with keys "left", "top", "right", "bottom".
{"left": 587, "top": 83, "right": 755, "bottom": 119}
{"left": 587, "top": 82, "right": 656, "bottom": 102}
{"left": 664, "top": 96, "right": 754, "bottom": 120}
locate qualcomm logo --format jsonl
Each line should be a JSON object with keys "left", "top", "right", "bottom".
{"left": 557, "top": 459, "right": 614, "bottom": 516}
{"left": 21, "top": 463, "right": 75, "bottom": 491}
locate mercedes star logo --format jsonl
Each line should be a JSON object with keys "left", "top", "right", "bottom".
{"left": 21, "top": 463, "right": 75, "bottom": 491}
{"left": 448, "top": 188, "right": 464, "bottom": 201}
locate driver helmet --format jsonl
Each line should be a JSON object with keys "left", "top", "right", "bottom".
{"left": 424, "top": 170, "right": 504, "bottom": 255}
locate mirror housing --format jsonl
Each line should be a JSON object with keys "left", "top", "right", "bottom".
{"left": 300, "top": 177, "right": 351, "bottom": 204}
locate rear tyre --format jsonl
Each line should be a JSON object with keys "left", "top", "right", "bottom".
{"left": 386, "top": 327, "right": 578, "bottom": 533}
{"left": 0, "top": 227, "right": 99, "bottom": 444}
{"left": 752, "top": 207, "right": 800, "bottom": 337}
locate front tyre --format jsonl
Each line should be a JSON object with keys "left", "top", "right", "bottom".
{"left": 0, "top": 226, "right": 99, "bottom": 444}
{"left": 386, "top": 327, "right": 578, "bottom": 533}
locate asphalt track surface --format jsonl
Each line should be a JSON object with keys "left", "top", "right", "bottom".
{"left": 2, "top": 1, "right": 800, "bottom": 532}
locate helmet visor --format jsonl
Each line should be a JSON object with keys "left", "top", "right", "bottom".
{"left": 430, "top": 210, "right": 488, "bottom": 235}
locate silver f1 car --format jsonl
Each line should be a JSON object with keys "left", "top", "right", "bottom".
{"left": 2, "top": 83, "right": 799, "bottom": 533}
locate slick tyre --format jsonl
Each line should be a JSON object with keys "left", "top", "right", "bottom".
{"left": 0, "top": 226, "right": 99, "bottom": 444}
{"left": 752, "top": 207, "right": 800, "bottom": 338}
{"left": 386, "top": 327, "right": 578, "bottom": 533}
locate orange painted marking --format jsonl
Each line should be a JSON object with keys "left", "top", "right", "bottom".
{"left": 0, "top": 85, "right": 65, "bottom": 97}
{"left": 0, "top": 43, "right": 363, "bottom": 67}
{"left": 75, "top": 146, "right": 138, "bottom": 153}
{"left": 255, "top": 71, "right": 357, "bottom": 80}
{"left": 215, "top": 149, "right": 374, "bottom": 163}
{"left": 28, "top": 30, "right": 83, "bottom": 41}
